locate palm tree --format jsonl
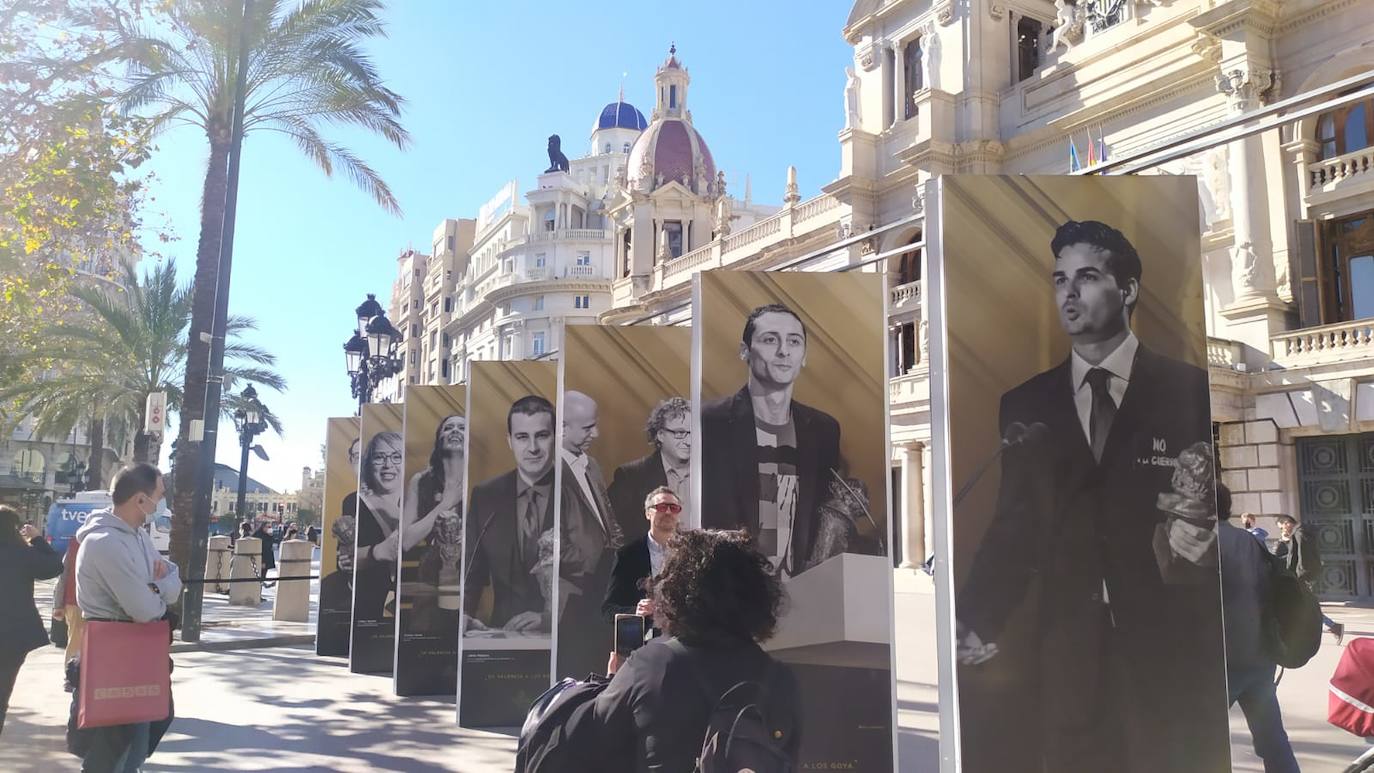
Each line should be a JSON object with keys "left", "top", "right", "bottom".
{"left": 102, "top": 0, "right": 408, "bottom": 569}
{"left": 0, "top": 261, "right": 285, "bottom": 478}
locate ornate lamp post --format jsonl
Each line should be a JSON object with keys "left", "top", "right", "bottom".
{"left": 61, "top": 456, "right": 87, "bottom": 496}
{"left": 344, "top": 293, "right": 403, "bottom": 412}
{"left": 232, "top": 384, "right": 269, "bottom": 524}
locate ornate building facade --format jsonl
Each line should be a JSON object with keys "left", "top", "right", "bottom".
{"left": 381, "top": 5, "right": 1374, "bottom": 599}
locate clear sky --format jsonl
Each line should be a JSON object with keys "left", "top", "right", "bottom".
{"left": 139, "top": 1, "right": 855, "bottom": 494}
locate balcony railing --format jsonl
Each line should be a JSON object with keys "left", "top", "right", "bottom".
{"left": 567, "top": 264, "right": 596, "bottom": 278}
{"left": 890, "top": 281, "right": 921, "bottom": 309}
{"left": 1272, "top": 319, "right": 1374, "bottom": 366}
{"left": 1206, "top": 337, "right": 1243, "bottom": 369}
{"left": 1310, "top": 147, "right": 1374, "bottom": 189}
{"left": 531, "top": 228, "right": 611, "bottom": 243}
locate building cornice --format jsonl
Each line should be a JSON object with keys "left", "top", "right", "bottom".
{"left": 486, "top": 278, "right": 612, "bottom": 306}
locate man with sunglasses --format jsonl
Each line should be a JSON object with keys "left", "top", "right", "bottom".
{"left": 602, "top": 487, "right": 683, "bottom": 629}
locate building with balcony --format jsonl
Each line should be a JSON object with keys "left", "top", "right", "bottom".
{"left": 595, "top": 3, "right": 1374, "bottom": 600}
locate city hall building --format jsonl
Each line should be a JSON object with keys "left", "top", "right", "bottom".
{"left": 382, "top": 0, "right": 1374, "bottom": 599}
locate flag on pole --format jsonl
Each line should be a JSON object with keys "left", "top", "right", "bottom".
{"left": 1087, "top": 128, "right": 1098, "bottom": 167}
{"left": 1069, "top": 136, "right": 1081, "bottom": 172}
{"left": 1097, "top": 126, "right": 1108, "bottom": 163}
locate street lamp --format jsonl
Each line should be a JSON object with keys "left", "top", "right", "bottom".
{"left": 232, "top": 384, "right": 269, "bottom": 526}
{"left": 344, "top": 293, "right": 404, "bottom": 412}
{"left": 61, "top": 456, "right": 87, "bottom": 496}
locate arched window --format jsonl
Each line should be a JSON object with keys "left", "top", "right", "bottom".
{"left": 895, "top": 232, "right": 922, "bottom": 285}
{"left": 1315, "top": 92, "right": 1374, "bottom": 160}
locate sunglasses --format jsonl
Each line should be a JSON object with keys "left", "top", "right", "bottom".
{"left": 649, "top": 502, "right": 682, "bottom": 514}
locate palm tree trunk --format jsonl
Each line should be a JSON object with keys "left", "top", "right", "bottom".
{"left": 86, "top": 415, "right": 104, "bottom": 490}
{"left": 170, "top": 135, "right": 231, "bottom": 577}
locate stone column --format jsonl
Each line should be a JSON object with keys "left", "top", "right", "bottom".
{"left": 206, "top": 534, "right": 231, "bottom": 594}
{"left": 891, "top": 43, "right": 904, "bottom": 130}
{"left": 899, "top": 442, "right": 926, "bottom": 568}
{"left": 273, "top": 539, "right": 312, "bottom": 622}
{"left": 1217, "top": 67, "right": 1277, "bottom": 305}
{"left": 229, "top": 536, "right": 262, "bottom": 606}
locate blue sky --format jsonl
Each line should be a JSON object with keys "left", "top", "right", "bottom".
{"left": 140, "top": 1, "right": 855, "bottom": 493}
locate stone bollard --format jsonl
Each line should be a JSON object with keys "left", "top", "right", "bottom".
{"left": 273, "top": 539, "right": 312, "bottom": 622}
{"left": 229, "top": 536, "right": 263, "bottom": 606}
{"left": 206, "top": 535, "right": 232, "bottom": 594}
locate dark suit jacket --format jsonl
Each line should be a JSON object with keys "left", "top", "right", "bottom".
{"left": 956, "top": 344, "right": 1226, "bottom": 772}
{"left": 0, "top": 537, "right": 63, "bottom": 655}
{"left": 464, "top": 469, "right": 552, "bottom": 628}
{"left": 560, "top": 456, "right": 622, "bottom": 588}
{"left": 602, "top": 535, "right": 651, "bottom": 622}
{"left": 700, "top": 386, "right": 840, "bottom": 575}
{"left": 608, "top": 450, "right": 668, "bottom": 542}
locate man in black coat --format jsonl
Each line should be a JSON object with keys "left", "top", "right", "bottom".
{"left": 700, "top": 304, "right": 840, "bottom": 578}
{"left": 608, "top": 396, "right": 692, "bottom": 542}
{"left": 955, "top": 220, "right": 1228, "bottom": 773}
{"left": 464, "top": 396, "right": 556, "bottom": 633}
{"left": 603, "top": 487, "right": 683, "bottom": 626}
{"left": 1277, "top": 514, "right": 1343, "bottom": 641}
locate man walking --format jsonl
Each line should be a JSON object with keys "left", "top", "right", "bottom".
{"left": 74, "top": 463, "right": 180, "bottom": 772}
{"left": 1276, "top": 514, "right": 1343, "bottom": 643}
{"left": 1218, "top": 485, "right": 1300, "bottom": 772}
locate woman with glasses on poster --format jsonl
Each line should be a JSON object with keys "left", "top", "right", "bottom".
{"left": 403, "top": 415, "right": 466, "bottom": 619}
{"left": 356, "top": 431, "right": 404, "bottom": 620}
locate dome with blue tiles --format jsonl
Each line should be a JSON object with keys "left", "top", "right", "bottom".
{"left": 595, "top": 100, "right": 648, "bottom": 133}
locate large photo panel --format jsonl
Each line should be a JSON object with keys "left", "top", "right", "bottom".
{"left": 458, "top": 360, "right": 557, "bottom": 727}
{"left": 351, "top": 402, "right": 404, "bottom": 675}
{"left": 554, "top": 324, "right": 691, "bottom": 682}
{"left": 318, "top": 416, "right": 360, "bottom": 657}
{"left": 395, "top": 385, "right": 467, "bottom": 696}
{"left": 692, "top": 269, "right": 895, "bottom": 772}
{"left": 932, "top": 175, "right": 1227, "bottom": 772}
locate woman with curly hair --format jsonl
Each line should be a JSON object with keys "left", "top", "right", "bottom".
{"left": 591, "top": 528, "right": 801, "bottom": 771}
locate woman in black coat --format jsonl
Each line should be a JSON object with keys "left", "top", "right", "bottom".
{"left": 0, "top": 505, "right": 64, "bottom": 734}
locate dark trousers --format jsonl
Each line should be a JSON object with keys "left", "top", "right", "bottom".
{"left": 1230, "top": 664, "right": 1300, "bottom": 773}
{"left": 0, "top": 648, "right": 26, "bottom": 737}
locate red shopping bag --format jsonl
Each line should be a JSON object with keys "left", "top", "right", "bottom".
{"left": 1330, "top": 636, "right": 1374, "bottom": 737}
{"left": 77, "top": 619, "right": 171, "bottom": 729}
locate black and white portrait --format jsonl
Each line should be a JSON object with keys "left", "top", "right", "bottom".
{"left": 463, "top": 395, "right": 556, "bottom": 635}
{"left": 701, "top": 303, "right": 877, "bottom": 577}
{"left": 607, "top": 397, "right": 692, "bottom": 543}
{"left": 939, "top": 176, "right": 1227, "bottom": 773}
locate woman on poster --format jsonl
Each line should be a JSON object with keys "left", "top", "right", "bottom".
{"left": 356, "top": 431, "right": 403, "bottom": 620}
{"left": 403, "top": 415, "right": 466, "bottom": 617}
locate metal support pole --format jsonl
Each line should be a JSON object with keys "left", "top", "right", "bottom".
{"left": 235, "top": 431, "right": 251, "bottom": 525}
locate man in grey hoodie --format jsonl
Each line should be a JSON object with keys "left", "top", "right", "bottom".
{"left": 74, "top": 463, "right": 179, "bottom": 772}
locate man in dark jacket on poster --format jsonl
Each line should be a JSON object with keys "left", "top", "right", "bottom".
{"left": 700, "top": 304, "right": 840, "bottom": 578}
{"left": 955, "top": 220, "right": 1228, "bottom": 773}
{"left": 608, "top": 397, "right": 692, "bottom": 543}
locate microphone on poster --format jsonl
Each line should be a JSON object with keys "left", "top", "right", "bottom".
{"left": 952, "top": 421, "right": 1048, "bottom": 508}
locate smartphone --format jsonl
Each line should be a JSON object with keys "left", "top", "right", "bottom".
{"left": 614, "top": 613, "right": 647, "bottom": 656}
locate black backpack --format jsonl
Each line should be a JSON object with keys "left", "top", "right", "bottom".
{"left": 667, "top": 640, "right": 795, "bottom": 773}
{"left": 1262, "top": 550, "right": 1323, "bottom": 669}
{"left": 514, "top": 675, "right": 610, "bottom": 773}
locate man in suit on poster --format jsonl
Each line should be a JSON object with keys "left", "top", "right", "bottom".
{"left": 955, "top": 220, "right": 1227, "bottom": 772}
{"left": 701, "top": 303, "right": 841, "bottom": 578}
{"left": 608, "top": 396, "right": 692, "bottom": 542}
{"left": 464, "top": 396, "right": 556, "bottom": 633}
{"left": 558, "top": 391, "right": 623, "bottom": 674}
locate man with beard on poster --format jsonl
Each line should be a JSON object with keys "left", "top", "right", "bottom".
{"left": 954, "top": 220, "right": 1226, "bottom": 773}
{"left": 558, "top": 391, "right": 623, "bottom": 676}
{"left": 464, "top": 396, "right": 555, "bottom": 633}
{"left": 608, "top": 397, "right": 691, "bottom": 542}
{"left": 701, "top": 304, "right": 841, "bottom": 578}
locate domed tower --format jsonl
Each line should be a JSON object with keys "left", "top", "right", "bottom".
{"left": 612, "top": 45, "right": 723, "bottom": 281}
{"left": 589, "top": 89, "right": 647, "bottom": 157}
{"left": 626, "top": 45, "right": 716, "bottom": 196}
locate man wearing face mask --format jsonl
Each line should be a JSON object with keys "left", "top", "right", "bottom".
{"left": 74, "top": 463, "right": 181, "bottom": 771}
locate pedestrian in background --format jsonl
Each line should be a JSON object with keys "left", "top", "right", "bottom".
{"left": 1218, "top": 485, "right": 1300, "bottom": 773}
{"left": 0, "top": 506, "right": 64, "bottom": 735}
{"left": 1242, "top": 512, "right": 1269, "bottom": 544}
{"left": 1276, "top": 514, "right": 1343, "bottom": 643}
{"left": 252, "top": 522, "right": 277, "bottom": 582}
